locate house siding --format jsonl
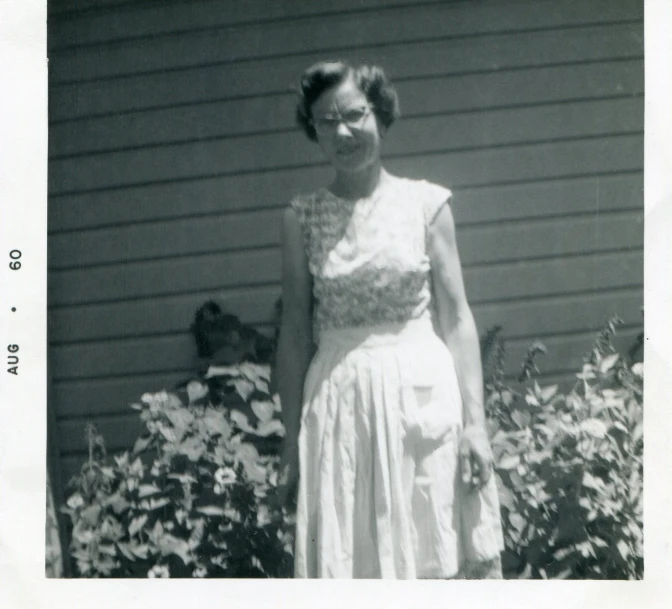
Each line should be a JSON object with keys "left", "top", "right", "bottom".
{"left": 48, "top": 0, "right": 644, "bottom": 483}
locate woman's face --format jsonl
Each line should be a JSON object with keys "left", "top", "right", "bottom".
{"left": 310, "top": 77, "right": 383, "bottom": 176}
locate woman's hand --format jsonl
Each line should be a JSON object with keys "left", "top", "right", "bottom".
{"left": 275, "top": 440, "right": 300, "bottom": 511}
{"left": 459, "top": 424, "right": 494, "bottom": 491}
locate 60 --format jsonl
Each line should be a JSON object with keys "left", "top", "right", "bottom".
{"left": 9, "top": 250, "right": 21, "bottom": 271}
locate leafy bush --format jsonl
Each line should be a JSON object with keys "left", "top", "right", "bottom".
{"left": 484, "top": 318, "right": 643, "bottom": 579}
{"left": 62, "top": 303, "right": 643, "bottom": 580}
{"left": 61, "top": 363, "right": 293, "bottom": 578}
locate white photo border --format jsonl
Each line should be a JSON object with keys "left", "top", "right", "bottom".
{"left": 0, "top": 0, "right": 670, "bottom": 607}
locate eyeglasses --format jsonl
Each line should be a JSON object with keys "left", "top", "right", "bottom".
{"left": 310, "top": 106, "right": 373, "bottom": 135}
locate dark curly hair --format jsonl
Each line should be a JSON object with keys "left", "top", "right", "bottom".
{"left": 295, "top": 60, "right": 401, "bottom": 142}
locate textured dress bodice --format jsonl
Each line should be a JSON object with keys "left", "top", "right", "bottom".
{"left": 290, "top": 177, "right": 452, "bottom": 341}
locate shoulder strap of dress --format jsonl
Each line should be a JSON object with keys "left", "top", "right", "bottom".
{"left": 418, "top": 179, "right": 453, "bottom": 227}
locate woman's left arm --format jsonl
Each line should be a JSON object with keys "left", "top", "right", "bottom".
{"left": 428, "top": 202, "right": 493, "bottom": 489}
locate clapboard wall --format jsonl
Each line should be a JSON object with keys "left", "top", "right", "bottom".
{"left": 48, "top": 0, "right": 644, "bottom": 484}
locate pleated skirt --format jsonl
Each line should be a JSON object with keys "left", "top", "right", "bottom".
{"left": 294, "top": 315, "right": 504, "bottom": 579}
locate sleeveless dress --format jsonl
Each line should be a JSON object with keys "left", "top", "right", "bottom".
{"left": 290, "top": 176, "right": 504, "bottom": 579}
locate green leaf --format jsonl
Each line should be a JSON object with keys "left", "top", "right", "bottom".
{"left": 97, "top": 544, "right": 117, "bottom": 557}
{"left": 511, "top": 409, "right": 531, "bottom": 430}
{"left": 166, "top": 473, "right": 197, "bottom": 484}
{"left": 239, "top": 362, "right": 271, "bottom": 385}
{"left": 164, "top": 407, "right": 195, "bottom": 432}
{"left": 80, "top": 504, "right": 101, "bottom": 527}
{"left": 196, "top": 506, "right": 226, "bottom": 517}
{"left": 72, "top": 549, "right": 91, "bottom": 562}
{"left": 149, "top": 520, "right": 164, "bottom": 543}
{"left": 116, "top": 542, "right": 136, "bottom": 561}
{"left": 176, "top": 436, "right": 206, "bottom": 462}
{"left": 617, "top": 540, "right": 630, "bottom": 561}
{"left": 580, "top": 419, "right": 607, "bottom": 439}
{"left": 253, "top": 419, "right": 285, "bottom": 438}
{"left": 576, "top": 541, "right": 596, "bottom": 559}
{"left": 497, "top": 483, "right": 516, "bottom": 511}
{"left": 130, "top": 543, "right": 150, "bottom": 559}
{"left": 232, "top": 378, "right": 255, "bottom": 402}
{"left": 230, "top": 409, "right": 255, "bottom": 433}
{"left": 148, "top": 497, "right": 171, "bottom": 511}
{"left": 105, "top": 492, "right": 131, "bottom": 515}
{"left": 202, "top": 408, "right": 231, "bottom": 438}
{"left": 159, "top": 425, "right": 179, "bottom": 443}
{"left": 157, "top": 534, "right": 193, "bottom": 565}
{"left": 186, "top": 380, "right": 209, "bottom": 403}
{"left": 133, "top": 435, "right": 153, "bottom": 454}
{"left": 128, "top": 514, "right": 148, "bottom": 537}
{"left": 138, "top": 484, "right": 161, "bottom": 498}
{"left": 582, "top": 472, "right": 605, "bottom": 493}
{"left": 99, "top": 516, "right": 124, "bottom": 541}
{"left": 94, "top": 555, "right": 118, "bottom": 575}
{"left": 612, "top": 420, "right": 629, "bottom": 434}
{"left": 525, "top": 393, "right": 539, "bottom": 407}
{"left": 509, "top": 512, "right": 525, "bottom": 532}
{"left": 129, "top": 457, "right": 144, "bottom": 477}
{"left": 497, "top": 453, "right": 521, "bottom": 470}
{"left": 540, "top": 385, "right": 558, "bottom": 404}
{"left": 250, "top": 399, "right": 275, "bottom": 423}
{"left": 599, "top": 353, "right": 620, "bottom": 375}
{"left": 204, "top": 364, "right": 240, "bottom": 378}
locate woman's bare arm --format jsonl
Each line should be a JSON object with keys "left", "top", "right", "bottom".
{"left": 428, "top": 202, "right": 492, "bottom": 487}
{"left": 276, "top": 206, "right": 314, "bottom": 451}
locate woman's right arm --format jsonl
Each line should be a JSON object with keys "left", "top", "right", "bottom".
{"left": 276, "top": 206, "right": 314, "bottom": 494}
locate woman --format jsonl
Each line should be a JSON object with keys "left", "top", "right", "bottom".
{"left": 276, "top": 61, "right": 504, "bottom": 579}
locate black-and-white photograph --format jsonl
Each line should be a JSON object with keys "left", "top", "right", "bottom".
{"left": 42, "top": 0, "right": 646, "bottom": 581}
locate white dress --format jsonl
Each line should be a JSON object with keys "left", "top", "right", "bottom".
{"left": 290, "top": 177, "right": 504, "bottom": 579}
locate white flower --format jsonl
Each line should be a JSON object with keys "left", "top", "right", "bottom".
{"left": 148, "top": 564, "right": 170, "bottom": 578}
{"left": 67, "top": 493, "right": 84, "bottom": 509}
{"left": 214, "top": 467, "right": 237, "bottom": 486}
{"left": 631, "top": 362, "right": 643, "bottom": 378}
{"left": 192, "top": 566, "right": 208, "bottom": 578}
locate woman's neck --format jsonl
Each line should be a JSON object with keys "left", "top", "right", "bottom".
{"left": 331, "top": 164, "right": 388, "bottom": 200}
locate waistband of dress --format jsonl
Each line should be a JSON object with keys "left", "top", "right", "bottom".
{"left": 317, "top": 314, "right": 438, "bottom": 350}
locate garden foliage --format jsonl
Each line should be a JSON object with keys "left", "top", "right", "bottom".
{"left": 62, "top": 315, "right": 643, "bottom": 579}
{"left": 484, "top": 317, "right": 643, "bottom": 579}
{"left": 61, "top": 364, "right": 293, "bottom": 578}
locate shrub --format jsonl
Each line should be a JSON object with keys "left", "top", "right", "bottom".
{"left": 485, "top": 317, "right": 643, "bottom": 579}
{"left": 61, "top": 307, "right": 643, "bottom": 580}
{"left": 61, "top": 363, "right": 293, "bottom": 578}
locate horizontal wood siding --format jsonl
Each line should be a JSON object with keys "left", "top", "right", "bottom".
{"left": 48, "top": 0, "right": 644, "bottom": 486}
